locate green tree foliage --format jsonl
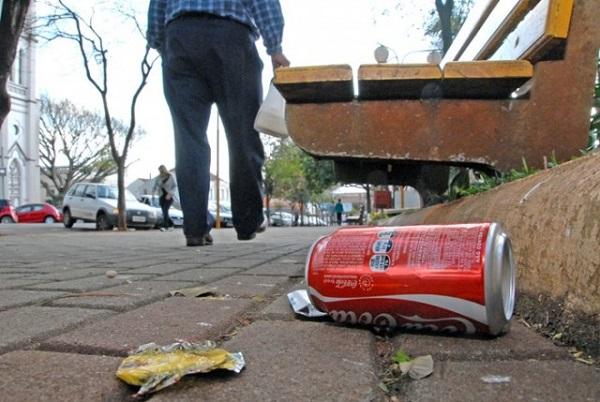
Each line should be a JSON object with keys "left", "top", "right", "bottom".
{"left": 301, "top": 152, "right": 337, "bottom": 198}
{"left": 264, "top": 139, "right": 336, "bottom": 205}
{"left": 588, "top": 55, "right": 600, "bottom": 151}
{"left": 424, "top": 0, "right": 474, "bottom": 53}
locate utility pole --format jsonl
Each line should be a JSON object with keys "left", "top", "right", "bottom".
{"left": 215, "top": 114, "right": 221, "bottom": 229}
{"left": 0, "top": 146, "right": 5, "bottom": 199}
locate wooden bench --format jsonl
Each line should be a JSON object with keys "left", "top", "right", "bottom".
{"left": 274, "top": 0, "right": 599, "bottom": 198}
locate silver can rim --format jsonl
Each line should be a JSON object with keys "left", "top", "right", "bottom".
{"left": 484, "top": 222, "right": 517, "bottom": 335}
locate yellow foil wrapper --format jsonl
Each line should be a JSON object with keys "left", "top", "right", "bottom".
{"left": 116, "top": 341, "right": 244, "bottom": 396}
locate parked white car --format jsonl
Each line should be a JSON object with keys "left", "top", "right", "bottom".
{"left": 138, "top": 194, "right": 184, "bottom": 228}
{"left": 269, "top": 211, "right": 293, "bottom": 226}
{"left": 62, "top": 183, "right": 157, "bottom": 230}
{"left": 302, "top": 215, "right": 327, "bottom": 226}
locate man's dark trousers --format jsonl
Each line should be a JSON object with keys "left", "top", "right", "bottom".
{"left": 162, "top": 14, "right": 265, "bottom": 239}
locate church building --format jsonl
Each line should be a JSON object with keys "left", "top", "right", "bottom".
{"left": 0, "top": 9, "right": 41, "bottom": 206}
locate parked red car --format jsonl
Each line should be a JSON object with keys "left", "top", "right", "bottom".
{"left": 0, "top": 199, "right": 18, "bottom": 223}
{"left": 15, "top": 203, "right": 62, "bottom": 223}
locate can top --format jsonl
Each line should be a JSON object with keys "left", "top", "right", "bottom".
{"left": 484, "top": 223, "right": 516, "bottom": 335}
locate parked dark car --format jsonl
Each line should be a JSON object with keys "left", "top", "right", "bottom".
{"left": 15, "top": 203, "right": 63, "bottom": 223}
{"left": 0, "top": 199, "right": 18, "bottom": 223}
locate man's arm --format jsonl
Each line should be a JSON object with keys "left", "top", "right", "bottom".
{"left": 147, "top": 0, "right": 167, "bottom": 50}
{"left": 244, "top": 0, "right": 290, "bottom": 69}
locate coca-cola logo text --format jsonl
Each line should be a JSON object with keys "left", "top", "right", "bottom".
{"left": 328, "top": 310, "right": 477, "bottom": 334}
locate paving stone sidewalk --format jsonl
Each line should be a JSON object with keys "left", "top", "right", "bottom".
{"left": 0, "top": 225, "right": 598, "bottom": 402}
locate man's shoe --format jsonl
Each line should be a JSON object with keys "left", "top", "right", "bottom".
{"left": 186, "top": 236, "right": 206, "bottom": 247}
{"left": 237, "top": 220, "right": 266, "bottom": 241}
{"left": 186, "top": 233, "right": 214, "bottom": 247}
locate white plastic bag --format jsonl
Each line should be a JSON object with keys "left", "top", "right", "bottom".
{"left": 254, "top": 82, "right": 288, "bottom": 138}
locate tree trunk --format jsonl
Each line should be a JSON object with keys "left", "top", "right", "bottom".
{"left": 265, "top": 194, "right": 271, "bottom": 225}
{"left": 0, "top": 0, "right": 32, "bottom": 128}
{"left": 435, "top": 0, "right": 454, "bottom": 54}
{"left": 117, "top": 160, "right": 127, "bottom": 230}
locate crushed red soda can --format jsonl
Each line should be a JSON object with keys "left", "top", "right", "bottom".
{"left": 305, "top": 223, "right": 516, "bottom": 336}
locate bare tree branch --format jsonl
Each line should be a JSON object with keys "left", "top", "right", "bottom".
{"left": 39, "top": 95, "right": 119, "bottom": 203}
{"left": 38, "top": 1, "right": 155, "bottom": 230}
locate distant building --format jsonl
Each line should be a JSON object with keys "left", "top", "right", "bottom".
{"left": 393, "top": 186, "right": 422, "bottom": 209}
{"left": 0, "top": 9, "right": 41, "bottom": 206}
{"left": 329, "top": 184, "right": 422, "bottom": 211}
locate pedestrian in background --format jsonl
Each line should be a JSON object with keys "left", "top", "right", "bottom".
{"left": 147, "top": 0, "right": 290, "bottom": 246}
{"left": 292, "top": 201, "right": 300, "bottom": 226}
{"left": 335, "top": 199, "right": 344, "bottom": 226}
{"left": 153, "top": 165, "right": 178, "bottom": 231}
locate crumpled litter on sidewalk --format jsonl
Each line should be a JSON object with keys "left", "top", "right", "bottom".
{"left": 169, "top": 286, "right": 219, "bottom": 298}
{"left": 116, "top": 341, "right": 244, "bottom": 397}
{"left": 380, "top": 350, "right": 434, "bottom": 393}
{"left": 398, "top": 355, "right": 434, "bottom": 380}
{"left": 392, "top": 350, "right": 434, "bottom": 380}
{"left": 287, "top": 289, "right": 328, "bottom": 318}
{"left": 481, "top": 375, "right": 511, "bottom": 384}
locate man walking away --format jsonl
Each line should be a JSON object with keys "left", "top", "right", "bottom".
{"left": 147, "top": 0, "right": 290, "bottom": 246}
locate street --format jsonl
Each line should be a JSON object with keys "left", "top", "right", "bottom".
{"left": 0, "top": 224, "right": 598, "bottom": 401}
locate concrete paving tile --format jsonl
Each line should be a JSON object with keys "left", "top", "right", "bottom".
{"left": 253, "top": 280, "right": 306, "bottom": 321}
{"left": 0, "top": 351, "right": 131, "bottom": 402}
{"left": 0, "top": 306, "right": 113, "bottom": 353}
{"left": 151, "top": 321, "right": 378, "bottom": 402}
{"left": 391, "top": 321, "right": 570, "bottom": 361}
{"left": 23, "top": 273, "right": 155, "bottom": 292}
{"left": 43, "top": 297, "right": 254, "bottom": 356}
{"left": 1, "top": 263, "right": 102, "bottom": 274}
{"left": 202, "top": 259, "right": 270, "bottom": 269}
{"left": 32, "top": 267, "right": 110, "bottom": 281}
{"left": 201, "top": 275, "right": 291, "bottom": 298}
{"left": 126, "top": 262, "right": 204, "bottom": 275}
{"left": 168, "top": 255, "right": 231, "bottom": 265}
{"left": 100, "top": 259, "right": 168, "bottom": 269}
{"left": 153, "top": 268, "right": 237, "bottom": 283}
{"left": 241, "top": 261, "right": 305, "bottom": 276}
{"left": 0, "top": 290, "right": 66, "bottom": 310}
{"left": 0, "top": 278, "right": 55, "bottom": 290}
{"left": 0, "top": 272, "right": 37, "bottom": 279}
{"left": 48, "top": 280, "right": 198, "bottom": 311}
{"left": 403, "top": 360, "right": 600, "bottom": 402}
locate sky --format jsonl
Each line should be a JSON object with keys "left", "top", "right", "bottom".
{"left": 36, "top": 0, "right": 437, "bottom": 185}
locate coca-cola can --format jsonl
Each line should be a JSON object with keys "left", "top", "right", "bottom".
{"left": 305, "top": 223, "right": 516, "bottom": 336}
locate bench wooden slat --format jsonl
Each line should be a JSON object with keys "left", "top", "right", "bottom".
{"left": 459, "top": 0, "right": 536, "bottom": 61}
{"left": 274, "top": 65, "right": 354, "bottom": 103}
{"left": 491, "top": 0, "right": 574, "bottom": 62}
{"left": 441, "top": 0, "right": 500, "bottom": 66}
{"left": 357, "top": 64, "right": 442, "bottom": 100}
{"left": 442, "top": 60, "right": 533, "bottom": 98}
